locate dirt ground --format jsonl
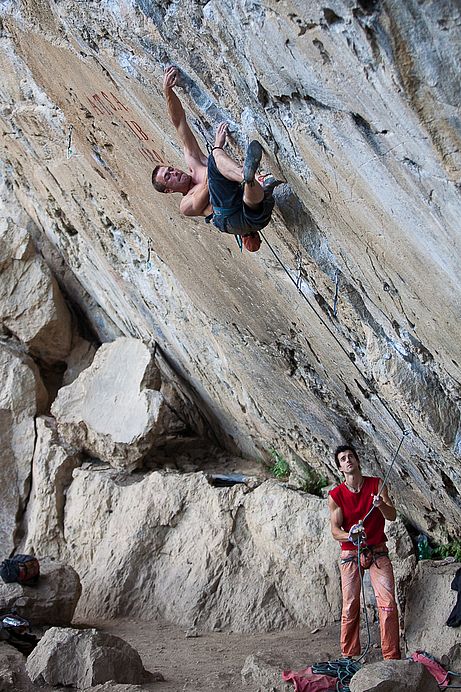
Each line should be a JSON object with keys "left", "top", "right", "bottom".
{"left": 77, "top": 616, "right": 383, "bottom": 691}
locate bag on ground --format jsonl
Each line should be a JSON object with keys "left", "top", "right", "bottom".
{"left": 0, "top": 554, "right": 40, "bottom": 585}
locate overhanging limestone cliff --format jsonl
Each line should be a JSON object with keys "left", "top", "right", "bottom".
{"left": 0, "top": 0, "right": 460, "bottom": 536}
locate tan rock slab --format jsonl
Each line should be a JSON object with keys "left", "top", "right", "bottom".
{"left": 0, "top": 340, "right": 47, "bottom": 554}
{"left": 0, "top": 218, "right": 72, "bottom": 363}
{"left": 19, "top": 415, "right": 81, "bottom": 561}
{"left": 61, "top": 470, "right": 342, "bottom": 632}
{"left": 51, "top": 337, "right": 183, "bottom": 471}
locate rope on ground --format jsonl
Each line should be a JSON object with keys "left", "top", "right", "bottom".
{"left": 258, "top": 229, "right": 409, "bottom": 438}
{"left": 311, "top": 657, "right": 361, "bottom": 691}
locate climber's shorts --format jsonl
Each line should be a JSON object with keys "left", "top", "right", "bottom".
{"left": 206, "top": 153, "right": 274, "bottom": 235}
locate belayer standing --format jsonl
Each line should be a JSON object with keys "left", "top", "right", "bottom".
{"left": 152, "top": 66, "right": 281, "bottom": 252}
{"left": 328, "top": 444, "right": 401, "bottom": 660}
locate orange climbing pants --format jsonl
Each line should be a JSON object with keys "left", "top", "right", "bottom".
{"left": 339, "top": 545, "right": 401, "bottom": 660}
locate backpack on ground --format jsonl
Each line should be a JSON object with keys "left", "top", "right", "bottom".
{"left": 0, "top": 554, "right": 40, "bottom": 585}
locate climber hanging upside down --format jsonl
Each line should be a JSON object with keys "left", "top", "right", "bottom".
{"left": 151, "top": 65, "right": 282, "bottom": 252}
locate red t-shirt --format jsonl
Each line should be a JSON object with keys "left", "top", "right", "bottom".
{"left": 329, "top": 476, "right": 386, "bottom": 550}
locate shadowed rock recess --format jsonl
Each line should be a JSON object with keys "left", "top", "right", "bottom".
{"left": 0, "top": 0, "right": 460, "bottom": 632}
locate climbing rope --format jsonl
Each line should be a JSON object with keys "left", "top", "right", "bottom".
{"left": 311, "top": 539, "right": 371, "bottom": 690}
{"left": 362, "top": 428, "right": 411, "bottom": 525}
{"left": 258, "top": 229, "right": 409, "bottom": 438}
{"left": 312, "top": 657, "right": 361, "bottom": 691}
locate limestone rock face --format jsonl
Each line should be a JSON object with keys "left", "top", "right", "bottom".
{"left": 0, "top": 340, "right": 48, "bottom": 554}
{"left": 60, "top": 469, "right": 340, "bottom": 631}
{"left": 404, "top": 561, "right": 461, "bottom": 670}
{"left": 63, "top": 336, "right": 97, "bottom": 387}
{"left": 0, "top": 217, "right": 72, "bottom": 364}
{"left": 19, "top": 416, "right": 81, "bottom": 561}
{"left": 26, "top": 627, "right": 151, "bottom": 688}
{"left": 0, "top": 0, "right": 460, "bottom": 538}
{"left": 51, "top": 337, "right": 184, "bottom": 471}
{"left": 0, "top": 556, "right": 81, "bottom": 626}
{"left": 349, "top": 659, "right": 439, "bottom": 692}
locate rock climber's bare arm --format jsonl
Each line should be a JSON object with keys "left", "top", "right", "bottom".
{"left": 373, "top": 482, "right": 397, "bottom": 521}
{"left": 163, "top": 66, "right": 207, "bottom": 169}
{"left": 328, "top": 495, "right": 349, "bottom": 543}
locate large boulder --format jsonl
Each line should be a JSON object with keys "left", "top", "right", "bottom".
{"left": 0, "top": 641, "right": 36, "bottom": 692}
{"left": 0, "top": 217, "right": 72, "bottom": 363}
{"left": 62, "top": 470, "right": 341, "bottom": 632}
{"left": 51, "top": 337, "right": 185, "bottom": 471}
{"left": 19, "top": 416, "right": 81, "bottom": 560}
{"left": 0, "top": 556, "right": 81, "bottom": 625}
{"left": 26, "top": 627, "right": 152, "bottom": 688}
{"left": 0, "top": 340, "right": 48, "bottom": 554}
{"left": 241, "top": 654, "right": 292, "bottom": 692}
{"left": 404, "top": 560, "right": 461, "bottom": 669}
{"left": 349, "top": 659, "right": 439, "bottom": 691}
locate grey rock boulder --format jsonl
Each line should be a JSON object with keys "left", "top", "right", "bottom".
{"left": 0, "top": 218, "right": 72, "bottom": 364}
{"left": 404, "top": 561, "right": 461, "bottom": 669}
{"left": 51, "top": 337, "right": 184, "bottom": 471}
{"left": 0, "top": 641, "right": 35, "bottom": 692}
{"left": 0, "top": 556, "right": 81, "bottom": 625}
{"left": 241, "top": 654, "right": 292, "bottom": 692}
{"left": 26, "top": 627, "right": 152, "bottom": 688}
{"left": 65, "top": 471, "right": 341, "bottom": 632}
{"left": 349, "top": 659, "right": 439, "bottom": 692}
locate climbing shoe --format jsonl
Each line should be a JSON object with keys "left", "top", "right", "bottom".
{"left": 243, "top": 140, "right": 263, "bottom": 184}
{"left": 257, "top": 173, "right": 284, "bottom": 195}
